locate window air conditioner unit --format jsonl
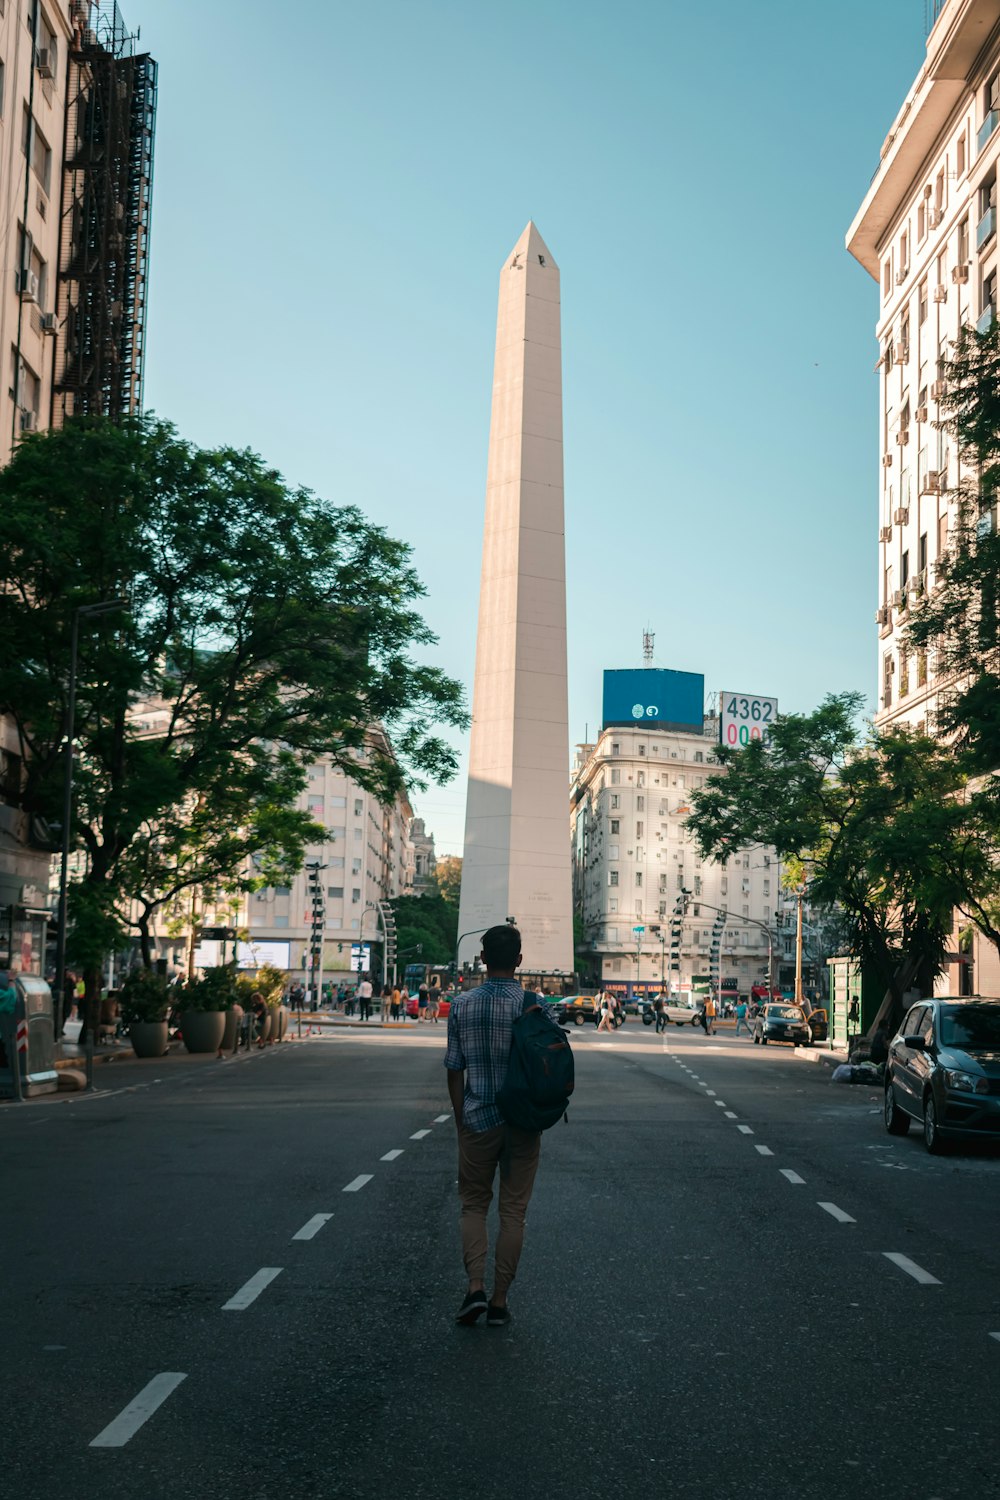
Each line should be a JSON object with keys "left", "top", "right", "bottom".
{"left": 19, "top": 409, "right": 37, "bottom": 433}
{"left": 915, "top": 405, "right": 928, "bottom": 423}
{"left": 17, "top": 269, "right": 38, "bottom": 302}
{"left": 876, "top": 605, "right": 890, "bottom": 627}
{"left": 931, "top": 379, "right": 947, "bottom": 400}
{"left": 35, "top": 48, "right": 53, "bottom": 78}
{"left": 953, "top": 264, "right": 970, "bottom": 284}
{"left": 896, "top": 427, "right": 909, "bottom": 445}
{"left": 933, "top": 284, "right": 947, "bottom": 303}
{"left": 922, "top": 470, "right": 942, "bottom": 494}
{"left": 40, "top": 311, "right": 56, "bottom": 334}
{"left": 930, "top": 209, "right": 945, "bottom": 229}
{"left": 894, "top": 589, "right": 908, "bottom": 609}
{"left": 895, "top": 345, "right": 909, "bottom": 364}
{"left": 896, "top": 268, "right": 908, "bottom": 285}
{"left": 881, "top": 453, "right": 893, "bottom": 468}
{"left": 893, "top": 506, "right": 909, "bottom": 524}
{"left": 879, "top": 525, "right": 893, "bottom": 542}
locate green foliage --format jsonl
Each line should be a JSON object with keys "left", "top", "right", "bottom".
{"left": 432, "top": 856, "right": 462, "bottom": 906}
{"left": 118, "top": 968, "right": 170, "bottom": 1024}
{"left": 174, "top": 961, "right": 239, "bottom": 1013}
{"left": 0, "top": 416, "right": 467, "bottom": 977}
{"left": 235, "top": 963, "right": 285, "bottom": 1007}
{"left": 392, "top": 891, "right": 458, "bottom": 966}
{"left": 687, "top": 694, "right": 989, "bottom": 1016}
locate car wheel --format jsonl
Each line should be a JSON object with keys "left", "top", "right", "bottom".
{"left": 884, "top": 1078, "right": 910, "bottom": 1136}
{"left": 690, "top": 1016, "right": 699, "bottom": 1027}
{"left": 923, "top": 1092, "right": 948, "bottom": 1154}
{"left": 573, "top": 1014, "right": 584, "bottom": 1026}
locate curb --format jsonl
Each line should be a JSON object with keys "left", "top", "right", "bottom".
{"left": 793, "top": 1046, "right": 849, "bottom": 1069}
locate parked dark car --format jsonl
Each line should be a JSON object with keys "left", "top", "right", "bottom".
{"left": 884, "top": 997, "right": 1000, "bottom": 1154}
{"left": 556, "top": 995, "right": 600, "bottom": 1027}
{"left": 752, "top": 1003, "right": 811, "bottom": 1047}
{"left": 807, "top": 1007, "right": 829, "bottom": 1042}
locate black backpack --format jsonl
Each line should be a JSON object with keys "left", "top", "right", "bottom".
{"left": 497, "top": 996, "right": 575, "bottom": 1132}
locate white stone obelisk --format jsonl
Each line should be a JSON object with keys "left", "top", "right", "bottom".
{"left": 458, "top": 223, "right": 573, "bottom": 974}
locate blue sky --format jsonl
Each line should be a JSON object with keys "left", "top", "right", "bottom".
{"left": 126, "top": 0, "right": 929, "bottom": 857}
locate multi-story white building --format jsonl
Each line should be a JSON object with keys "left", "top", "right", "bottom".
{"left": 570, "top": 723, "right": 778, "bottom": 999}
{"left": 847, "top": 0, "right": 1000, "bottom": 731}
{"left": 409, "top": 817, "right": 436, "bottom": 896}
{"left": 847, "top": 0, "right": 1000, "bottom": 995}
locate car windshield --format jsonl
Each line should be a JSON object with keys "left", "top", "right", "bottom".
{"left": 939, "top": 1004, "right": 1000, "bottom": 1050}
{"left": 768, "top": 1006, "right": 804, "bottom": 1021}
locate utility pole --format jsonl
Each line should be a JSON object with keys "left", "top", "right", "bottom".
{"left": 794, "top": 888, "right": 804, "bottom": 1005}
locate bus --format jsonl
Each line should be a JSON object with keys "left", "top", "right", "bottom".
{"left": 403, "top": 962, "right": 451, "bottom": 995}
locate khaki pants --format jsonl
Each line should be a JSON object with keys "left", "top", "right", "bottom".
{"left": 458, "top": 1124, "right": 541, "bottom": 1298}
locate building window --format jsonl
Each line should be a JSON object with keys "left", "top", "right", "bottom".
{"left": 919, "top": 277, "right": 928, "bottom": 322}
{"left": 882, "top": 654, "right": 893, "bottom": 709}
{"left": 636, "top": 821, "right": 644, "bottom": 838}
{"left": 899, "top": 227, "right": 908, "bottom": 273}
{"left": 353, "top": 827, "right": 362, "bottom": 841}
{"left": 21, "top": 109, "right": 51, "bottom": 194}
{"left": 694, "top": 750, "right": 703, "bottom": 763}
{"left": 610, "top": 794, "right": 620, "bottom": 809}
{"left": 957, "top": 130, "right": 967, "bottom": 178}
{"left": 308, "top": 795, "right": 324, "bottom": 816}
{"left": 608, "top": 901, "right": 618, "bottom": 915}
{"left": 958, "top": 215, "right": 970, "bottom": 264}
{"left": 351, "top": 859, "right": 361, "bottom": 875}
{"left": 329, "top": 857, "right": 345, "bottom": 869}
{"left": 610, "top": 819, "right": 620, "bottom": 834}
{"left": 330, "top": 795, "right": 346, "bottom": 807}
{"left": 610, "top": 769, "right": 621, "bottom": 785}
{"left": 636, "top": 795, "right": 644, "bottom": 812}
{"left": 608, "top": 844, "right": 620, "bottom": 859}
{"left": 883, "top": 257, "right": 892, "bottom": 298}
{"left": 354, "top": 799, "right": 363, "bottom": 816}
{"left": 611, "top": 742, "right": 620, "bottom": 755}
{"left": 637, "top": 771, "right": 645, "bottom": 787}
{"left": 0, "top": 59, "right": 5, "bottom": 120}
{"left": 609, "top": 870, "right": 619, "bottom": 886}
{"left": 351, "top": 888, "right": 361, "bottom": 904}
{"left": 327, "top": 886, "right": 344, "bottom": 898}
{"left": 638, "top": 744, "right": 645, "bottom": 756}
{"left": 273, "top": 915, "right": 289, "bottom": 928}
{"left": 918, "top": 531, "right": 928, "bottom": 573}
{"left": 917, "top": 199, "right": 927, "bottom": 241}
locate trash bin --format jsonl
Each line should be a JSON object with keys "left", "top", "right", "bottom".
{"left": 0, "top": 975, "right": 58, "bottom": 1099}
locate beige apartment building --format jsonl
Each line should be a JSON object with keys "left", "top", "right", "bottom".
{"left": 570, "top": 724, "right": 779, "bottom": 999}
{"left": 0, "top": 1, "right": 156, "bottom": 974}
{"left": 847, "top": 0, "right": 1000, "bottom": 994}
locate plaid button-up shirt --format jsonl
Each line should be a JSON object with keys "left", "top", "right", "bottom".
{"left": 444, "top": 979, "right": 530, "bottom": 1133}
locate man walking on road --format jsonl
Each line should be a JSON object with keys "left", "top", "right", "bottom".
{"left": 704, "top": 995, "right": 717, "bottom": 1036}
{"left": 445, "top": 925, "right": 545, "bottom": 1329}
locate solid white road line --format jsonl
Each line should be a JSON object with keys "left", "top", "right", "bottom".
{"left": 754, "top": 1145, "right": 774, "bottom": 1157}
{"left": 780, "top": 1169, "right": 805, "bottom": 1185}
{"left": 380, "top": 1149, "right": 404, "bottom": 1161}
{"left": 435, "top": 1114, "right": 451, "bottom": 1123}
{"left": 343, "top": 1174, "right": 373, "bottom": 1192}
{"left": 883, "top": 1252, "right": 941, "bottom": 1286}
{"left": 222, "top": 1268, "right": 284, "bottom": 1311}
{"left": 724, "top": 1111, "right": 737, "bottom": 1119}
{"left": 410, "top": 1129, "right": 431, "bottom": 1140}
{"left": 90, "top": 1373, "right": 187, "bottom": 1448}
{"left": 292, "top": 1214, "right": 332, "bottom": 1242}
{"left": 737, "top": 1124, "right": 754, "bottom": 1135}
{"left": 818, "top": 1202, "right": 856, "bottom": 1225}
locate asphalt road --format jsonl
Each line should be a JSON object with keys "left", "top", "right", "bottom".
{"left": 5, "top": 1022, "right": 1000, "bottom": 1499}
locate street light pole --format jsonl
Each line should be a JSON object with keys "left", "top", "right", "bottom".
{"left": 54, "top": 598, "right": 127, "bottom": 1058}
{"left": 794, "top": 889, "right": 804, "bottom": 1005}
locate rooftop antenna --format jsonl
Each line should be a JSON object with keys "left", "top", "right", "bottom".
{"left": 642, "top": 628, "right": 655, "bottom": 667}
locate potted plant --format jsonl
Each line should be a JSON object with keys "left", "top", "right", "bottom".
{"left": 174, "top": 962, "right": 237, "bottom": 1054}
{"left": 237, "top": 963, "right": 287, "bottom": 1045}
{"left": 119, "top": 969, "right": 170, "bottom": 1058}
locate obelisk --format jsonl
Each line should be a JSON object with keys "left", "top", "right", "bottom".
{"left": 457, "top": 223, "right": 573, "bottom": 974}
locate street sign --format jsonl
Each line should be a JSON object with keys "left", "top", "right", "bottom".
{"left": 633, "top": 925, "right": 645, "bottom": 933}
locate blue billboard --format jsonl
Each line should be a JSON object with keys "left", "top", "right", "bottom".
{"left": 602, "top": 669, "right": 705, "bottom": 732}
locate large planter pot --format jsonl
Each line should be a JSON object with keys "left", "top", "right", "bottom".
{"left": 128, "top": 1020, "right": 169, "bottom": 1058}
{"left": 179, "top": 1010, "right": 227, "bottom": 1054}
{"left": 221, "top": 1004, "right": 243, "bottom": 1053}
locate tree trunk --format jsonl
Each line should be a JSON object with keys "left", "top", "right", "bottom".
{"left": 138, "top": 910, "right": 153, "bottom": 969}
{"left": 79, "top": 964, "right": 102, "bottom": 1048}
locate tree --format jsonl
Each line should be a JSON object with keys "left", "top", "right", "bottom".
{"left": 687, "top": 694, "right": 991, "bottom": 1028}
{"left": 0, "top": 417, "right": 468, "bottom": 1025}
{"left": 433, "top": 855, "right": 462, "bottom": 907}
{"left": 907, "top": 322, "right": 1000, "bottom": 770}
{"left": 391, "top": 891, "right": 458, "bottom": 967}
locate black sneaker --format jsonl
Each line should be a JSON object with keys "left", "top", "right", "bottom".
{"left": 455, "top": 1290, "right": 487, "bottom": 1326}
{"left": 486, "top": 1303, "right": 511, "bottom": 1327}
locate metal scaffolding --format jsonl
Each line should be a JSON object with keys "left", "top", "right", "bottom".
{"left": 56, "top": 1, "right": 157, "bottom": 421}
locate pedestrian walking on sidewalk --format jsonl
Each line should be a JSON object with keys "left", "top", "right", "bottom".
{"left": 357, "top": 977, "right": 373, "bottom": 1021}
{"left": 380, "top": 986, "right": 391, "bottom": 1023}
{"left": 418, "top": 984, "right": 429, "bottom": 1022}
{"left": 446, "top": 925, "right": 548, "bottom": 1329}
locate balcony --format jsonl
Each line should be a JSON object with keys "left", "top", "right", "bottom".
{"left": 978, "top": 304, "right": 995, "bottom": 334}
{"left": 977, "top": 204, "right": 996, "bottom": 251}
{"left": 979, "top": 109, "right": 1000, "bottom": 156}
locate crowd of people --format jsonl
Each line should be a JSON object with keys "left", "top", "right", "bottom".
{"left": 284, "top": 978, "right": 451, "bottom": 1023}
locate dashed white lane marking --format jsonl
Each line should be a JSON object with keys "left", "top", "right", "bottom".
{"left": 89, "top": 1372, "right": 187, "bottom": 1448}
{"left": 222, "top": 1268, "right": 284, "bottom": 1311}
{"left": 737, "top": 1124, "right": 754, "bottom": 1135}
{"left": 724, "top": 1111, "right": 737, "bottom": 1119}
{"left": 704, "top": 1089, "right": 716, "bottom": 1096}
{"left": 410, "top": 1129, "right": 431, "bottom": 1140}
{"left": 343, "top": 1174, "right": 373, "bottom": 1193}
{"left": 714, "top": 1100, "right": 726, "bottom": 1108}
{"left": 292, "top": 1214, "right": 332, "bottom": 1241}
{"left": 990, "top": 1332, "right": 1000, "bottom": 1344}
{"left": 780, "top": 1169, "right": 805, "bottom": 1185}
{"left": 818, "top": 1202, "right": 856, "bottom": 1225}
{"left": 754, "top": 1145, "right": 774, "bottom": 1157}
{"left": 435, "top": 1114, "right": 451, "bottom": 1123}
{"left": 883, "top": 1252, "right": 941, "bottom": 1286}
{"left": 381, "top": 1149, "right": 404, "bottom": 1161}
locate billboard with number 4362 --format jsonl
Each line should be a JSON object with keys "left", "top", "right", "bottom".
{"left": 719, "top": 691, "right": 778, "bottom": 748}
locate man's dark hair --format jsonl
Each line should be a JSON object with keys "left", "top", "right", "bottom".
{"left": 481, "top": 925, "right": 522, "bottom": 970}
